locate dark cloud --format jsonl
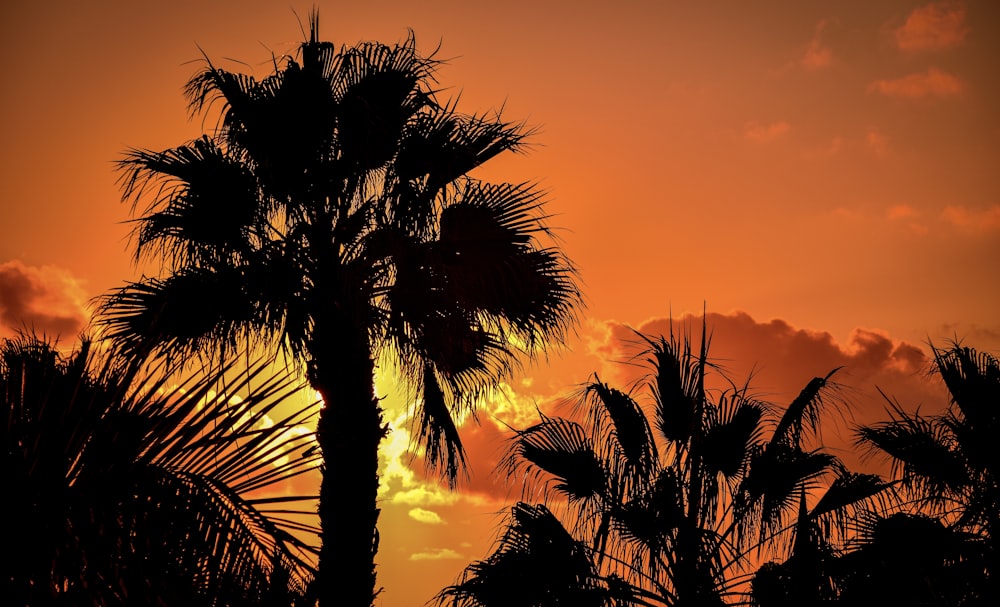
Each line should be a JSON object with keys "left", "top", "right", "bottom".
{"left": 0, "top": 260, "right": 88, "bottom": 338}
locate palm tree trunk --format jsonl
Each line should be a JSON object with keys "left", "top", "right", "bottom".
{"left": 310, "top": 321, "right": 387, "bottom": 607}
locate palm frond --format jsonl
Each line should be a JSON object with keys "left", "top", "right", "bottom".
{"left": 772, "top": 368, "right": 842, "bottom": 449}
{"left": 738, "top": 444, "right": 839, "bottom": 543}
{"left": 96, "top": 268, "right": 268, "bottom": 364}
{"left": 857, "top": 405, "right": 969, "bottom": 504}
{"left": 506, "top": 416, "right": 607, "bottom": 502}
{"left": 415, "top": 364, "right": 469, "bottom": 487}
{"left": 645, "top": 331, "right": 706, "bottom": 445}
{"left": 702, "top": 396, "right": 766, "bottom": 479}
{"left": 4, "top": 334, "right": 319, "bottom": 605}
{"left": 932, "top": 344, "right": 1000, "bottom": 432}
{"left": 584, "top": 380, "right": 655, "bottom": 474}
{"left": 118, "top": 137, "right": 262, "bottom": 263}
{"left": 435, "top": 502, "right": 625, "bottom": 607}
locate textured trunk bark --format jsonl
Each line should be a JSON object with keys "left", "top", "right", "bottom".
{"left": 310, "top": 320, "right": 386, "bottom": 607}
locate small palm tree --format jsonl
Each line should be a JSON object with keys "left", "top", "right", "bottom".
{"left": 96, "top": 11, "right": 579, "bottom": 606}
{"left": 2, "top": 333, "right": 321, "bottom": 606}
{"left": 440, "top": 323, "right": 887, "bottom": 606}
{"left": 852, "top": 343, "right": 999, "bottom": 605}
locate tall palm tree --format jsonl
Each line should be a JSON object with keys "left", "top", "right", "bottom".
{"left": 439, "top": 323, "right": 887, "bottom": 606}
{"left": 96, "top": 12, "right": 579, "bottom": 606}
{"left": 852, "top": 342, "right": 999, "bottom": 605}
{"left": 2, "top": 333, "right": 321, "bottom": 606}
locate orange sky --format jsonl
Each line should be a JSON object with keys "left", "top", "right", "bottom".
{"left": 1, "top": 1, "right": 998, "bottom": 605}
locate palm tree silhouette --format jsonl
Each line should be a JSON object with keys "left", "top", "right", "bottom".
{"left": 849, "top": 343, "right": 999, "bottom": 605}
{"left": 3, "top": 333, "right": 320, "bottom": 606}
{"left": 96, "top": 12, "right": 579, "bottom": 606}
{"left": 439, "top": 322, "right": 887, "bottom": 606}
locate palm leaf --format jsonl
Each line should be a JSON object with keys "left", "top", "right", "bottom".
{"left": 771, "top": 368, "right": 841, "bottom": 449}
{"left": 506, "top": 416, "right": 607, "bottom": 502}
{"left": 702, "top": 396, "right": 766, "bottom": 479}
{"left": 4, "top": 335, "right": 319, "bottom": 605}
{"left": 584, "top": 380, "right": 655, "bottom": 473}
{"left": 415, "top": 364, "right": 469, "bottom": 487}
{"left": 435, "top": 503, "right": 624, "bottom": 607}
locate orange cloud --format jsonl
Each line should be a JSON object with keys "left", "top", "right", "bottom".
{"left": 941, "top": 204, "right": 1000, "bottom": 232}
{"left": 885, "top": 204, "right": 929, "bottom": 234}
{"left": 744, "top": 121, "right": 791, "bottom": 142}
{"left": 801, "top": 19, "right": 835, "bottom": 70}
{"left": 886, "top": 205, "right": 917, "bottom": 220}
{"left": 0, "top": 260, "right": 89, "bottom": 339}
{"left": 407, "top": 311, "right": 956, "bottom": 497}
{"left": 895, "top": 1, "right": 969, "bottom": 51}
{"left": 869, "top": 67, "right": 964, "bottom": 98}
{"left": 569, "top": 313, "right": 952, "bottom": 472}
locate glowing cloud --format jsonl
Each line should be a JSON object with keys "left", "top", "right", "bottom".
{"left": 744, "top": 121, "right": 791, "bottom": 143}
{"left": 0, "top": 260, "right": 89, "bottom": 338}
{"left": 408, "top": 508, "right": 445, "bottom": 525}
{"left": 895, "top": 1, "right": 969, "bottom": 51}
{"left": 869, "top": 68, "right": 964, "bottom": 98}
{"left": 409, "top": 548, "right": 464, "bottom": 561}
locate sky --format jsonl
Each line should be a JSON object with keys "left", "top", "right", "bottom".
{"left": 1, "top": 0, "right": 998, "bottom": 604}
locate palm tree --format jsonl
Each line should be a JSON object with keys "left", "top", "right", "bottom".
{"left": 851, "top": 342, "right": 999, "bottom": 605}
{"left": 439, "top": 323, "right": 887, "bottom": 606}
{"left": 2, "top": 333, "right": 321, "bottom": 606}
{"left": 96, "top": 12, "right": 579, "bottom": 606}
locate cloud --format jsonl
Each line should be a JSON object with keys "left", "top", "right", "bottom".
{"left": 0, "top": 260, "right": 89, "bottom": 338}
{"left": 744, "top": 121, "right": 791, "bottom": 143}
{"left": 580, "top": 312, "right": 952, "bottom": 473}
{"left": 895, "top": 1, "right": 969, "bottom": 51}
{"left": 408, "top": 507, "right": 445, "bottom": 525}
{"left": 866, "top": 129, "right": 890, "bottom": 156}
{"left": 885, "top": 204, "right": 929, "bottom": 234}
{"left": 383, "top": 311, "right": 974, "bottom": 501}
{"left": 409, "top": 548, "right": 464, "bottom": 561}
{"left": 422, "top": 313, "right": 956, "bottom": 495}
{"left": 801, "top": 19, "right": 836, "bottom": 70}
{"left": 886, "top": 205, "right": 917, "bottom": 220}
{"left": 941, "top": 204, "right": 1000, "bottom": 232}
{"left": 869, "top": 67, "right": 964, "bottom": 98}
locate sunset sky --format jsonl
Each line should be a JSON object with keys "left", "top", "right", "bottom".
{"left": 1, "top": 1, "right": 998, "bottom": 604}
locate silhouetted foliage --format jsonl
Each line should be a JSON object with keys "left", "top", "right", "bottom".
{"left": 438, "top": 503, "right": 640, "bottom": 607}
{"left": 2, "top": 333, "right": 320, "bottom": 606}
{"left": 847, "top": 343, "right": 1000, "bottom": 606}
{"left": 833, "top": 512, "right": 987, "bottom": 606}
{"left": 440, "top": 322, "right": 888, "bottom": 606}
{"left": 97, "top": 10, "right": 579, "bottom": 606}
{"left": 749, "top": 341, "right": 999, "bottom": 606}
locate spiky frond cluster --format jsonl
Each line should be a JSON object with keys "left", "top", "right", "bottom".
{"left": 3, "top": 334, "right": 321, "bottom": 605}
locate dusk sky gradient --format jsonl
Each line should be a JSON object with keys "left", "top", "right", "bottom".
{"left": 1, "top": 1, "right": 998, "bottom": 604}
